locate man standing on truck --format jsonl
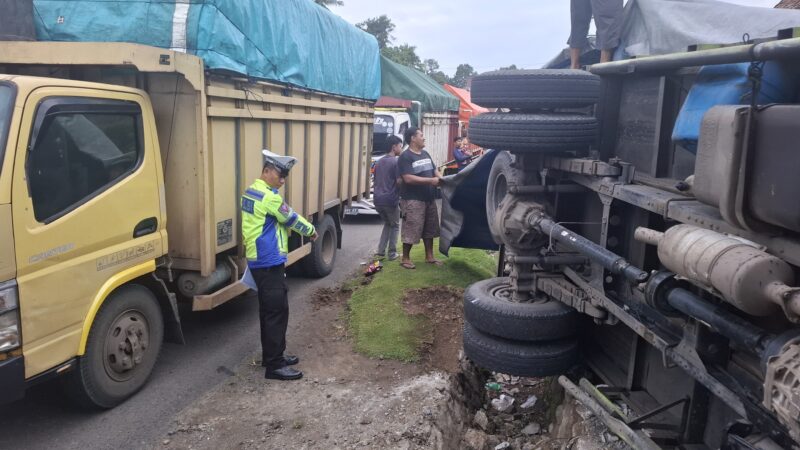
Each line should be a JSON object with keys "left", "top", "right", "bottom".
{"left": 398, "top": 127, "right": 443, "bottom": 269}
{"left": 568, "top": 0, "right": 624, "bottom": 69}
{"left": 242, "top": 150, "right": 317, "bottom": 381}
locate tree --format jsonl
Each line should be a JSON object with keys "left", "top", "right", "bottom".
{"left": 315, "top": 0, "right": 343, "bottom": 6}
{"left": 450, "top": 63, "right": 477, "bottom": 88}
{"left": 382, "top": 44, "right": 424, "bottom": 71}
{"left": 429, "top": 71, "right": 450, "bottom": 85}
{"left": 499, "top": 64, "right": 520, "bottom": 70}
{"left": 356, "top": 15, "right": 395, "bottom": 49}
{"left": 423, "top": 59, "right": 449, "bottom": 84}
{"left": 424, "top": 58, "right": 440, "bottom": 74}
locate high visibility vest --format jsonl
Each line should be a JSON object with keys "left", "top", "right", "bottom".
{"left": 241, "top": 179, "right": 315, "bottom": 268}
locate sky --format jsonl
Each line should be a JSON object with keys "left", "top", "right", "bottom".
{"left": 330, "top": 0, "right": 783, "bottom": 76}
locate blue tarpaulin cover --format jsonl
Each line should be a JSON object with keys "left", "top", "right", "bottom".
{"left": 31, "top": 0, "right": 381, "bottom": 100}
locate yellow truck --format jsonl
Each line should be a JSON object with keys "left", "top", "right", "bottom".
{"left": 0, "top": 42, "right": 373, "bottom": 407}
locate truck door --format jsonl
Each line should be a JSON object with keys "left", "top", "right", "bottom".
{"left": 11, "top": 87, "right": 164, "bottom": 379}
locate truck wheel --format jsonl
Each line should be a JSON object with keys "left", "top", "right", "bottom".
{"left": 486, "top": 151, "right": 535, "bottom": 243}
{"left": 471, "top": 69, "right": 601, "bottom": 110}
{"left": 463, "top": 322, "right": 579, "bottom": 377}
{"left": 465, "top": 277, "right": 577, "bottom": 341}
{"left": 302, "top": 214, "right": 337, "bottom": 278}
{"left": 470, "top": 113, "right": 597, "bottom": 154}
{"left": 64, "top": 284, "right": 163, "bottom": 409}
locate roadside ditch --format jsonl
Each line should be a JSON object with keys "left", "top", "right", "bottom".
{"left": 155, "top": 275, "right": 627, "bottom": 450}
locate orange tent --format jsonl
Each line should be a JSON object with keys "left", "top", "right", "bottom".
{"left": 443, "top": 84, "right": 489, "bottom": 129}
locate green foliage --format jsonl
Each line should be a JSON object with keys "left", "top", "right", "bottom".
{"left": 382, "top": 44, "right": 424, "bottom": 71}
{"left": 450, "top": 63, "right": 477, "bottom": 88}
{"left": 347, "top": 240, "right": 496, "bottom": 360}
{"left": 424, "top": 58, "right": 450, "bottom": 85}
{"left": 352, "top": 13, "right": 479, "bottom": 87}
{"left": 499, "top": 64, "right": 520, "bottom": 70}
{"left": 356, "top": 15, "right": 395, "bottom": 49}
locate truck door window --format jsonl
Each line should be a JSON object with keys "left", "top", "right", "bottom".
{"left": 27, "top": 98, "right": 144, "bottom": 223}
{"left": 398, "top": 121, "right": 409, "bottom": 136}
{"left": 0, "top": 83, "right": 15, "bottom": 178}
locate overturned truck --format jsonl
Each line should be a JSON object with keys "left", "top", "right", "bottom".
{"left": 443, "top": 36, "right": 800, "bottom": 448}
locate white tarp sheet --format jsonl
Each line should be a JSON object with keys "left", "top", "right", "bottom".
{"left": 618, "top": 0, "right": 800, "bottom": 58}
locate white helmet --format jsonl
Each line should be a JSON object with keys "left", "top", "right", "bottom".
{"left": 262, "top": 149, "right": 298, "bottom": 176}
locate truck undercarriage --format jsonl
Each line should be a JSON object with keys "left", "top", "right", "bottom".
{"left": 444, "top": 35, "right": 800, "bottom": 449}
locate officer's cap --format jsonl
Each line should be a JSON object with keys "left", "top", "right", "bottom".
{"left": 262, "top": 149, "right": 297, "bottom": 176}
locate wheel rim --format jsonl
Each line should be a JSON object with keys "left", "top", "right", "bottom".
{"left": 104, "top": 309, "right": 150, "bottom": 382}
{"left": 490, "top": 281, "right": 549, "bottom": 305}
{"left": 489, "top": 282, "right": 514, "bottom": 301}
{"left": 321, "top": 228, "right": 335, "bottom": 266}
{"left": 492, "top": 173, "right": 508, "bottom": 211}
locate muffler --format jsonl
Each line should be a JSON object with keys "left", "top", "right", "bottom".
{"left": 636, "top": 224, "right": 800, "bottom": 321}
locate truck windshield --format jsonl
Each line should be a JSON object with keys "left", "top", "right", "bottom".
{"left": 372, "top": 114, "right": 396, "bottom": 156}
{"left": 0, "top": 84, "right": 14, "bottom": 179}
{"left": 374, "top": 114, "right": 394, "bottom": 134}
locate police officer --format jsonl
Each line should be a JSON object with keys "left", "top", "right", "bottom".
{"left": 241, "top": 149, "right": 317, "bottom": 380}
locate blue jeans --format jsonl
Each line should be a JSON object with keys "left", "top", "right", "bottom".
{"left": 376, "top": 204, "right": 400, "bottom": 256}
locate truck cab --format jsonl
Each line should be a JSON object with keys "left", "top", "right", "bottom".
{"left": 372, "top": 110, "right": 411, "bottom": 159}
{"left": 0, "top": 75, "right": 168, "bottom": 406}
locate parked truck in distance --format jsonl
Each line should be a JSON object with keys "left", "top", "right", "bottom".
{"left": 0, "top": 42, "right": 373, "bottom": 408}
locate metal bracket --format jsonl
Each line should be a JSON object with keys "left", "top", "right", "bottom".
{"left": 562, "top": 267, "right": 620, "bottom": 325}
{"left": 627, "top": 396, "right": 690, "bottom": 435}
{"left": 544, "top": 156, "right": 623, "bottom": 177}
{"left": 536, "top": 274, "right": 608, "bottom": 320}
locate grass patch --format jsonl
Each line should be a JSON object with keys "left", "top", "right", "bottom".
{"left": 347, "top": 240, "right": 496, "bottom": 361}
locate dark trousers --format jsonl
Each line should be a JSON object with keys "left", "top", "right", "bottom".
{"left": 252, "top": 265, "right": 289, "bottom": 370}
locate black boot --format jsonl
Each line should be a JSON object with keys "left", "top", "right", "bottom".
{"left": 260, "top": 354, "right": 299, "bottom": 367}
{"left": 265, "top": 366, "right": 303, "bottom": 380}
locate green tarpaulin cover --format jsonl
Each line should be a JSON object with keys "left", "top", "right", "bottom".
{"left": 31, "top": 0, "right": 381, "bottom": 100}
{"left": 380, "top": 56, "right": 459, "bottom": 117}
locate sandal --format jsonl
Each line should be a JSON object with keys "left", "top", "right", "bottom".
{"left": 426, "top": 260, "right": 444, "bottom": 266}
{"left": 401, "top": 262, "right": 416, "bottom": 269}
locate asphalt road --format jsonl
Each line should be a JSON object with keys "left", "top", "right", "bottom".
{"left": 0, "top": 216, "right": 383, "bottom": 450}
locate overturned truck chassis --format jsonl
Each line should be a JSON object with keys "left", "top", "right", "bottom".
{"left": 494, "top": 149, "right": 800, "bottom": 448}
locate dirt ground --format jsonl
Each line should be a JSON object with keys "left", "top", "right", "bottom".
{"left": 154, "top": 280, "right": 468, "bottom": 450}
{"left": 153, "top": 277, "right": 627, "bottom": 450}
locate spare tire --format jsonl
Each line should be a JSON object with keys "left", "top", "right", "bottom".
{"left": 470, "top": 113, "right": 597, "bottom": 154}
{"left": 463, "top": 322, "right": 579, "bottom": 377}
{"left": 465, "top": 277, "right": 577, "bottom": 341}
{"left": 472, "top": 69, "right": 601, "bottom": 110}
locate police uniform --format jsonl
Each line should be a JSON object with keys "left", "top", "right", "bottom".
{"left": 241, "top": 154, "right": 315, "bottom": 376}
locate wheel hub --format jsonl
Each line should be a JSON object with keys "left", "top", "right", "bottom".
{"left": 104, "top": 310, "right": 149, "bottom": 381}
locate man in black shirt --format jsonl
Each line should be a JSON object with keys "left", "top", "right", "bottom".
{"left": 397, "top": 127, "right": 443, "bottom": 269}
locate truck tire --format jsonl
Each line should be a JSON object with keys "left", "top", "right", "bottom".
{"left": 465, "top": 277, "right": 577, "bottom": 341}
{"left": 463, "top": 322, "right": 579, "bottom": 377}
{"left": 64, "top": 284, "right": 163, "bottom": 409}
{"left": 302, "top": 214, "right": 337, "bottom": 278}
{"left": 470, "top": 113, "right": 597, "bottom": 153}
{"left": 486, "top": 151, "right": 533, "bottom": 243}
{"left": 471, "top": 69, "right": 601, "bottom": 110}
